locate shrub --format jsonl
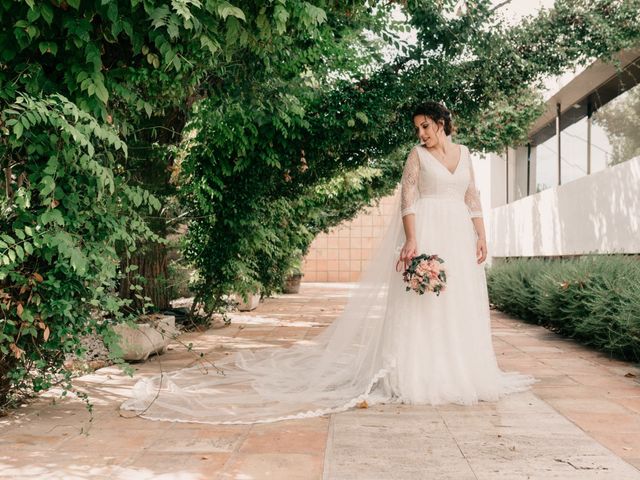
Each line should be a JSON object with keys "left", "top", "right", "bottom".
{"left": 487, "top": 255, "right": 640, "bottom": 361}
{"left": 0, "top": 94, "right": 160, "bottom": 410}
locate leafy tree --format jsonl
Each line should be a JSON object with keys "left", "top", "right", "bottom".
{"left": 2, "top": 0, "right": 640, "bottom": 408}
{"left": 0, "top": 94, "right": 159, "bottom": 408}
{"left": 0, "top": 0, "right": 399, "bottom": 405}
{"left": 181, "top": 0, "right": 640, "bottom": 316}
{"left": 1, "top": 0, "right": 386, "bottom": 309}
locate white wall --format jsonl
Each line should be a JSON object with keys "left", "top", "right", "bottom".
{"left": 488, "top": 156, "right": 640, "bottom": 257}
{"left": 486, "top": 152, "right": 507, "bottom": 208}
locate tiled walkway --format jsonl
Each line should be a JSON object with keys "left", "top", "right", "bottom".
{"left": 1, "top": 283, "right": 640, "bottom": 479}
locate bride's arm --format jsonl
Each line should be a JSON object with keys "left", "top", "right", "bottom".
{"left": 470, "top": 217, "right": 486, "bottom": 241}
{"left": 401, "top": 214, "right": 417, "bottom": 266}
{"left": 399, "top": 147, "right": 420, "bottom": 268}
{"left": 464, "top": 148, "right": 487, "bottom": 263}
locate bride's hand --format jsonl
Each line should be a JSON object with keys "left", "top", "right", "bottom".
{"left": 476, "top": 237, "right": 487, "bottom": 264}
{"left": 397, "top": 239, "right": 417, "bottom": 271}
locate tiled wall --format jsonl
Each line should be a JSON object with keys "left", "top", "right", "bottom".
{"left": 302, "top": 189, "right": 400, "bottom": 282}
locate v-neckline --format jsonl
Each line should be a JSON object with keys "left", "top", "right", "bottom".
{"left": 421, "top": 144, "right": 463, "bottom": 176}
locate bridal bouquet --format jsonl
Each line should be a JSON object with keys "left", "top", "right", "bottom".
{"left": 400, "top": 254, "right": 447, "bottom": 296}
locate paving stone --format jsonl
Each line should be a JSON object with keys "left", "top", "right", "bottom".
{"left": 1, "top": 283, "right": 639, "bottom": 479}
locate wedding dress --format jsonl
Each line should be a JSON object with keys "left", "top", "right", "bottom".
{"left": 120, "top": 143, "right": 538, "bottom": 424}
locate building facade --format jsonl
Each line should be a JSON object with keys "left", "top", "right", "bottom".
{"left": 486, "top": 47, "right": 640, "bottom": 259}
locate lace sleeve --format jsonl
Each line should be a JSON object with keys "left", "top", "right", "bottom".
{"left": 464, "top": 146, "right": 483, "bottom": 218}
{"left": 400, "top": 147, "right": 420, "bottom": 217}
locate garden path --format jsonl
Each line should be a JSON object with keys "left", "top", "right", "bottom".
{"left": 1, "top": 283, "right": 639, "bottom": 479}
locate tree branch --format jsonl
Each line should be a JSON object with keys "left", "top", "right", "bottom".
{"left": 490, "top": 0, "right": 514, "bottom": 13}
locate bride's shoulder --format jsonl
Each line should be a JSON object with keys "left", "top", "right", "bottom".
{"left": 407, "top": 144, "right": 422, "bottom": 158}
{"left": 453, "top": 143, "right": 469, "bottom": 156}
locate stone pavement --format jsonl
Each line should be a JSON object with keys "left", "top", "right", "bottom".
{"left": 1, "top": 282, "right": 640, "bottom": 479}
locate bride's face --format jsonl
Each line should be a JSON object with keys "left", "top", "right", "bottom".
{"left": 413, "top": 114, "right": 444, "bottom": 147}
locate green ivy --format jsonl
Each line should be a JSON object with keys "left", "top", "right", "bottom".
{"left": 0, "top": 94, "right": 159, "bottom": 409}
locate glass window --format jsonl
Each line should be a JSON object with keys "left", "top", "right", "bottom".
{"left": 592, "top": 82, "right": 640, "bottom": 170}
{"left": 589, "top": 120, "right": 612, "bottom": 173}
{"left": 560, "top": 116, "right": 589, "bottom": 183}
{"left": 535, "top": 133, "right": 558, "bottom": 193}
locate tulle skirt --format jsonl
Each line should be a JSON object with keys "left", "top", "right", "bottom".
{"left": 120, "top": 194, "right": 537, "bottom": 425}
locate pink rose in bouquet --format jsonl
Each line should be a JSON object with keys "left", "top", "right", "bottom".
{"left": 427, "top": 259, "right": 441, "bottom": 274}
{"left": 398, "top": 253, "right": 447, "bottom": 296}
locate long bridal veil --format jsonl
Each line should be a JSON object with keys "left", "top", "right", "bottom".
{"left": 120, "top": 189, "right": 407, "bottom": 424}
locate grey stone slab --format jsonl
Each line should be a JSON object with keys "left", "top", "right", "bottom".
{"left": 457, "top": 434, "right": 639, "bottom": 479}
{"left": 324, "top": 407, "right": 477, "bottom": 480}
{"left": 324, "top": 392, "right": 640, "bottom": 480}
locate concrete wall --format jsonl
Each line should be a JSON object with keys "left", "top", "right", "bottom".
{"left": 488, "top": 156, "right": 640, "bottom": 257}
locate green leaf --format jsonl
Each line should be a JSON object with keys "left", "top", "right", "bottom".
{"left": 69, "top": 248, "right": 87, "bottom": 275}
{"left": 13, "top": 122, "right": 23, "bottom": 139}
{"left": 40, "top": 176, "right": 55, "bottom": 197}
{"left": 150, "top": 5, "right": 170, "bottom": 28}
{"left": 41, "top": 209, "right": 64, "bottom": 226}
{"left": 67, "top": 0, "right": 80, "bottom": 9}
{"left": 95, "top": 81, "right": 109, "bottom": 104}
{"left": 274, "top": 5, "right": 289, "bottom": 34}
{"left": 217, "top": 2, "right": 246, "bottom": 21}
{"left": 26, "top": 25, "right": 38, "bottom": 39}
{"left": 27, "top": 7, "right": 41, "bottom": 22}
{"left": 44, "top": 157, "right": 58, "bottom": 175}
{"left": 304, "top": 3, "right": 327, "bottom": 26}
{"left": 41, "top": 3, "right": 54, "bottom": 24}
{"left": 167, "top": 21, "right": 180, "bottom": 39}
{"left": 38, "top": 41, "right": 58, "bottom": 56}
{"left": 107, "top": 2, "right": 118, "bottom": 23}
{"left": 355, "top": 112, "right": 369, "bottom": 124}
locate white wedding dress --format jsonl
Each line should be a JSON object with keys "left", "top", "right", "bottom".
{"left": 120, "top": 143, "right": 538, "bottom": 424}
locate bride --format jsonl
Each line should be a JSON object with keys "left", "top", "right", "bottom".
{"left": 120, "top": 101, "right": 538, "bottom": 425}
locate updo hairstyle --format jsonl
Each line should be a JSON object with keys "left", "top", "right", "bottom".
{"left": 411, "top": 101, "right": 456, "bottom": 136}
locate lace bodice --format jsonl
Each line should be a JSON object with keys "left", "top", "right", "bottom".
{"left": 400, "top": 144, "right": 483, "bottom": 219}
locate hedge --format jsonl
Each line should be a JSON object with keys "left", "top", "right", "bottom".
{"left": 486, "top": 255, "right": 640, "bottom": 361}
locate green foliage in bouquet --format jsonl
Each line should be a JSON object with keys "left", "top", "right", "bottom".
{"left": 487, "top": 255, "right": 640, "bottom": 362}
